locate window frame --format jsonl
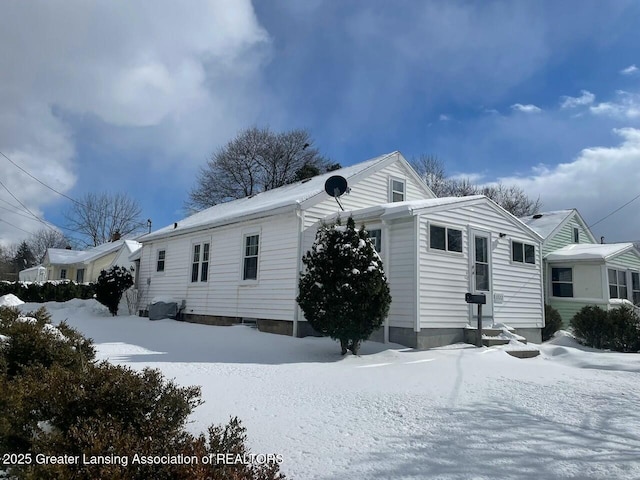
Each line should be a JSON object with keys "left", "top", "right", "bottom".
{"left": 389, "top": 177, "right": 406, "bottom": 203}
{"left": 573, "top": 227, "right": 580, "bottom": 243}
{"left": 241, "top": 232, "right": 260, "bottom": 282}
{"left": 632, "top": 271, "right": 640, "bottom": 305}
{"left": 60, "top": 268, "right": 67, "bottom": 280}
{"left": 367, "top": 228, "right": 383, "bottom": 254}
{"left": 156, "top": 249, "right": 166, "bottom": 273}
{"left": 608, "top": 268, "right": 628, "bottom": 300}
{"left": 76, "top": 268, "right": 84, "bottom": 283}
{"left": 511, "top": 240, "right": 536, "bottom": 265}
{"left": 190, "top": 240, "right": 211, "bottom": 284}
{"left": 551, "top": 267, "right": 574, "bottom": 298}
{"left": 428, "top": 223, "right": 463, "bottom": 254}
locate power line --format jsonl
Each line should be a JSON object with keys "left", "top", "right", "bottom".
{"left": 0, "top": 177, "right": 53, "bottom": 231}
{"left": 0, "top": 150, "right": 83, "bottom": 207}
{"left": 589, "top": 192, "right": 640, "bottom": 228}
{"left": 0, "top": 217, "right": 33, "bottom": 235}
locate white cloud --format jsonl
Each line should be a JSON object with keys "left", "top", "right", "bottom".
{"left": 620, "top": 64, "right": 639, "bottom": 75}
{"left": 497, "top": 128, "right": 640, "bottom": 241}
{"left": 560, "top": 90, "right": 595, "bottom": 109}
{"left": 589, "top": 91, "right": 640, "bottom": 119}
{"left": 511, "top": 103, "right": 542, "bottom": 113}
{"left": 439, "top": 114, "right": 451, "bottom": 121}
{"left": 0, "top": 0, "right": 271, "bottom": 244}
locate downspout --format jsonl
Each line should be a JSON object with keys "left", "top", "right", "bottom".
{"left": 293, "top": 206, "right": 304, "bottom": 338}
{"left": 414, "top": 214, "right": 421, "bottom": 333}
{"left": 382, "top": 218, "right": 390, "bottom": 343}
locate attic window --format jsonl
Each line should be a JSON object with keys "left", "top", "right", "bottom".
{"left": 390, "top": 178, "right": 405, "bottom": 202}
{"left": 573, "top": 227, "right": 579, "bottom": 243}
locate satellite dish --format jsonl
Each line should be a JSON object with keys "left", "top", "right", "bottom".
{"left": 324, "top": 175, "right": 348, "bottom": 198}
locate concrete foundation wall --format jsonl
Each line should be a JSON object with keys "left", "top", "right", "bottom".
{"left": 257, "top": 319, "right": 293, "bottom": 336}
{"left": 182, "top": 314, "right": 237, "bottom": 326}
{"left": 515, "top": 328, "right": 542, "bottom": 344}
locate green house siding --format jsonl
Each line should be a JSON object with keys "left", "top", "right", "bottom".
{"left": 549, "top": 299, "right": 608, "bottom": 328}
{"left": 543, "top": 217, "right": 595, "bottom": 256}
{"left": 607, "top": 251, "right": 640, "bottom": 271}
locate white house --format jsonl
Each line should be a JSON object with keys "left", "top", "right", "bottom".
{"left": 521, "top": 209, "right": 640, "bottom": 325}
{"left": 136, "top": 152, "right": 545, "bottom": 348}
{"left": 44, "top": 239, "right": 142, "bottom": 283}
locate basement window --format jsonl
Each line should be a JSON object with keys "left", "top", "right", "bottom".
{"left": 551, "top": 267, "right": 573, "bottom": 297}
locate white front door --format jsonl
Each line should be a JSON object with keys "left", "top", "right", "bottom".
{"left": 470, "top": 229, "right": 493, "bottom": 324}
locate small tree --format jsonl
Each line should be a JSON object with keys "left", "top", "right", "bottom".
{"left": 95, "top": 266, "right": 133, "bottom": 316}
{"left": 297, "top": 217, "right": 391, "bottom": 355}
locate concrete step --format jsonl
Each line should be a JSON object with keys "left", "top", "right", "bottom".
{"left": 505, "top": 349, "right": 540, "bottom": 359}
{"left": 483, "top": 337, "right": 510, "bottom": 347}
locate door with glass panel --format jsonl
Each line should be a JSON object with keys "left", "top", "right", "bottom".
{"left": 469, "top": 229, "right": 493, "bottom": 322}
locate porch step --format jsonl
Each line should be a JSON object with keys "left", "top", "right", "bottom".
{"left": 505, "top": 349, "right": 540, "bottom": 359}
{"left": 465, "top": 328, "right": 528, "bottom": 346}
{"left": 483, "top": 336, "right": 510, "bottom": 347}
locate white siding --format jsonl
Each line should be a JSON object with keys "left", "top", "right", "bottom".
{"left": 418, "top": 202, "right": 543, "bottom": 329}
{"left": 138, "top": 213, "right": 300, "bottom": 321}
{"left": 387, "top": 218, "right": 416, "bottom": 329}
{"left": 544, "top": 216, "right": 595, "bottom": 255}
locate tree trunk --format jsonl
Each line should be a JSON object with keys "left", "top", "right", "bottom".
{"left": 340, "top": 338, "right": 348, "bottom": 355}
{"left": 349, "top": 340, "right": 360, "bottom": 355}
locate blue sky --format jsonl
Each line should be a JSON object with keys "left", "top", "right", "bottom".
{"left": 1, "top": 0, "right": 640, "bottom": 247}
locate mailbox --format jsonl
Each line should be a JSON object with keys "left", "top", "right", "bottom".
{"left": 465, "top": 293, "right": 486, "bottom": 305}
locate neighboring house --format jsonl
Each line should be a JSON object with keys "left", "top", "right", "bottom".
{"left": 521, "top": 209, "right": 640, "bottom": 325}
{"left": 44, "top": 239, "right": 142, "bottom": 283}
{"left": 18, "top": 265, "right": 47, "bottom": 282}
{"left": 136, "top": 152, "right": 545, "bottom": 348}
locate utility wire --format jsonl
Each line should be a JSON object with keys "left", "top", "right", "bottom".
{"left": 0, "top": 217, "right": 33, "bottom": 235}
{"left": 589, "top": 192, "right": 640, "bottom": 228}
{"left": 0, "top": 176, "right": 53, "bottom": 231}
{"left": 0, "top": 150, "right": 83, "bottom": 207}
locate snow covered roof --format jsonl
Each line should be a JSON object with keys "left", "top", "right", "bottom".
{"left": 330, "top": 195, "right": 543, "bottom": 240}
{"left": 46, "top": 239, "right": 138, "bottom": 265}
{"left": 519, "top": 210, "right": 575, "bottom": 239}
{"left": 140, "top": 151, "right": 408, "bottom": 242}
{"left": 545, "top": 243, "right": 637, "bottom": 262}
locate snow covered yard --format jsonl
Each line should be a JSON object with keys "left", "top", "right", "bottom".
{"left": 16, "top": 299, "right": 640, "bottom": 480}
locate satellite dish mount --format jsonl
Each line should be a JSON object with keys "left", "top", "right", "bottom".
{"left": 324, "top": 175, "right": 349, "bottom": 211}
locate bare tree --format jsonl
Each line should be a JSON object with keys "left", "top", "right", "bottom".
{"left": 28, "top": 228, "right": 71, "bottom": 264}
{"left": 410, "top": 155, "right": 541, "bottom": 216}
{"left": 187, "top": 127, "right": 333, "bottom": 211}
{"left": 65, "top": 192, "right": 144, "bottom": 247}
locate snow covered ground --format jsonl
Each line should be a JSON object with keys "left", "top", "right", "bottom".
{"left": 13, "top": 298, "right": 640, "bottom": 479}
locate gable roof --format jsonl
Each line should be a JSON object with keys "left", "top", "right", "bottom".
{"left": 46, "top": 239, "right": 137, "bottom": 266}
{"left": 140, "top": 151, "right": 433, "bottom": 242}
{"left": 331, "top": 195, "right": 543, "bottom": 241}
{"left": 519, "top": 209, "right": 596, "bottom": 243}
{"left": 545, "top": 243, "right": 638, "bottom": 262}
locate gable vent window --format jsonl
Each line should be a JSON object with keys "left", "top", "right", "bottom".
{"left": 512, "top": 241, "right": 536, "bottom": 265}
{"left": 573, "top": 227, "right": 580, "bottom": 243}
{"left": 390, "top": 178, "right": 405, "bottom": 202}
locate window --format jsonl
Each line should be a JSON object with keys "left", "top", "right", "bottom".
{"left": 429, "top": 225, "right": 462, "bottom": 253}
{"left": 156, "top": 250, "right": 166, "bottom": 272}
{"left": 573, "top": 227, "right": 579, "bottom": 243}
{"left": 552, "top": 267, "right": 573, "bottom": 297}
{"left": 243, "top": 234, "right": 259, "bottom": 280}
{"left": 608, "top": 268, "right": 628, "bottom": 299}
{"left": 512, "top": 241, "right": 536, "bottom": 265}
{"left": 191, "top": 243, "right": 210, "bottom": 283}
{"left": 390, "top": 178, "right": 405, "bottom": 202}
{"left": 76, "top": 269, "right": 84, "bottom": 283}
{"left": 60, "top": 268, "right": 67, "bottom": 280}
{"left": 474, "top": 236, "right": 489, "bottom": 291}
{"left": 632, "top": 272, "right": 640, "bottom": 305}
{"left": 368, "top": 229, "right": 382, "bottom": 253}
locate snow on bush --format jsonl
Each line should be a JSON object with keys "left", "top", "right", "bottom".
{"left": 297, "top": 216, "right": 391, "bottom": 355}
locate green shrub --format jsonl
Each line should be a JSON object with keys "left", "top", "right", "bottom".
{"left": 0, "top": 306, "right": 284, "bottom": 480}
{"left": 570, "top": 304, "right": 640, "bottom": 352}
{"left": 0, "top": 281, "right": 95, "bottom": 303}
{"left": 95, "top": 266, "right": 133, "bottom": 315}
{"left": 542, "top": 304, "right": 563, "bottom": 341}
{"left": 297, "top": 217, "right": 391, "bottom": 355}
